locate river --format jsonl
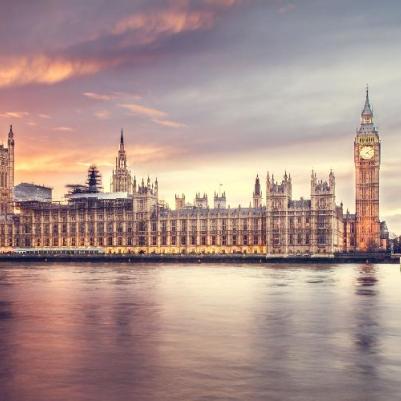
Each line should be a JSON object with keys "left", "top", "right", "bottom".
{"left": 0, "top": 262, "right": 400, "bottom": 401}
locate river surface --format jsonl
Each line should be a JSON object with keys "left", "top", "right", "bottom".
{"left": 0, "top": 262, "right": 400, "bottom": 401}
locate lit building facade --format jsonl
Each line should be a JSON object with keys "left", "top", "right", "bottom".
{"left": 354, "top": 88, "right": 381, "bottom": 251}
{"left": 0, "top": 90, "right": 389, "bottom": 255}
{"left": 0, "top": 125, "right": 14, "bottom": 215}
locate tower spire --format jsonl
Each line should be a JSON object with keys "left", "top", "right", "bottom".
{"left": 120, "top": 128, "right": 124, "bottom": 150}
{"left": 361, "top": 84, "right": 373, "bottom": 123}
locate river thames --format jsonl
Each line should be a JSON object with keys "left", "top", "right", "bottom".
{"left": 0, "top": 262, "right": 400, "bottom": 401}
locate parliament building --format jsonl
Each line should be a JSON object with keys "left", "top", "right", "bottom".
{"left": 0, "top": 90, "right": 389, "bottom": 256}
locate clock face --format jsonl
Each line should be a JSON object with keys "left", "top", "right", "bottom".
{"left": 360, "top": 146, "right": 374, "bottom": 160}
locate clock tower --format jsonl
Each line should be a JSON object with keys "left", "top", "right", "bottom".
{"left": 354, "top": 87, "right": 381, "bottom": 251}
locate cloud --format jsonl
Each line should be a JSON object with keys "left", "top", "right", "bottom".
{"left": 38, "top": 113, "right": 51, "bottom": 119}
{"left": 0, "top": 1, "right": 243, "bottom": 89}
{"left": 120, "top": 102, "right": 186, "bottom": 128}
{"left": 54, "top": 126, "right": 74, "bottom": 132}
{"left": 0, "top": 111, "right": 29, "bottom": 118}
{"left": 204, "top": 0, "right": 242, "bottom": 6}
{"left": 277, "top": 3, "right": 296, "bottom": 14}
{"left": 83, "top": 92, "right": 113, "bottom": 101}
{"left": 0, "top": 55, "right": 107, "bottom": 88}
{"left": 119, "top": 103, "right": 168, "bottom": 119}
{"left": 94, "top": 110, "right": 111, "bottom": 119}
{"left": 112, "top": 9, "right": 215, "bottom": 40}
{"left": 153, "top": 119, "right": 187, "bottom": 128}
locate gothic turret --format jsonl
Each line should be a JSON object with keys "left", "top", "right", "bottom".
{"left": 214, "top": 191, "right": 226, "bottom": 208}
{"left": 175, "top": 194, "right": 186, "bottom": 210}
{"left": 253, "top": 174, "right": 262, "bottom": 208}
{"left": 7, "top": 125, "right": 14, "bottom": 195}
{"left": 111, "top": 129, "right": 133, "bottom": 193}
{"left": 358, "top": 86, "right": 377, "bottom": 134}
{"left": 354, "top": 87, "right": 381, "bottom": 251}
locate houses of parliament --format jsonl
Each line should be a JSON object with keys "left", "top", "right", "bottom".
{"left": 0, "top": 90, "right": 388, "bottom": 256}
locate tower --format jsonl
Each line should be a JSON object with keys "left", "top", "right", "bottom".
{"left": 175, "top": 194, "right": 186, "bottom": 210}
{"left": 213, "top": 191, "right": 226, "bottom": 208}
{"left": 111, "top": 129, "right": 133, "bottom": 194}
{"left": 310, "top": 170, "right": 336, "bottom": 255}
{"left": 0, "top": 125, "right": 14, "bottom": 214}
{"left": 8, "top": 125, "right": 14, "bottom": 194}
{"left": 265, "top": 172, "right": 292, "bottom": 256}
{"left": 253, "top": 174, "right": 262, "bottom": 208}
{"left": 354, "top": 87, "right": 381, "bottom": 251}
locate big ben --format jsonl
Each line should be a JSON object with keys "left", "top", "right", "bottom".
{"left": 354, "top": 87, "right": 381, "bottom": 251}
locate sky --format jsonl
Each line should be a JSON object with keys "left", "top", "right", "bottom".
{"left": 0, "top": 0, "right": 400, "bottom": 233}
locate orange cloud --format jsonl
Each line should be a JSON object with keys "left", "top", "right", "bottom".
{"left": 0, "top": 55, "right": 107, "bottom": 88}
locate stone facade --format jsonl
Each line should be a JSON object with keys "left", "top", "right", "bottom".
{"left": 0, "top": 89, "right": 389, "bottom": 256}
{"left": 354, "top": 88, "right": 381, "bottom": 251}
{"left": 265, "top": 171, "right": 344, "bottom": 257}
{"left": 0, "top": 125, "right": 14, "bottom": 215}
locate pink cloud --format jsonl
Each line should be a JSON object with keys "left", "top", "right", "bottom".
{"left": 112, "top": 9, "right": 215, "bottom": 40}
{"left": 119, "top": 103, "right": 168, "bottom": 119}
{"left": 83, "top": 92, "right": 114, "bottom": 101}
{"left": 0, "top": 111, "right": 29, "bottom": 118}
{"left": 153, "top": 119, "right": 187, "bottom": 128}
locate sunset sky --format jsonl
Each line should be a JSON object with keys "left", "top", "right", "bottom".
{"left": 0, "top": 0, "right": 400, "bottom": 233}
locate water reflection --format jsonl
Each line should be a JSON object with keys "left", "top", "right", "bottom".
{"left": 350, "top": 263, "right": 383, "bottom": 400}
{"left": 0, "top": 263, "right": 400, "bottom": 401}
{"left": 355, "top": 264, "right": 378, "bottom": 296}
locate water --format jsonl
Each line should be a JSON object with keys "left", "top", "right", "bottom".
{"left": 0, "top": 262, "right": 400, "bottom": 401}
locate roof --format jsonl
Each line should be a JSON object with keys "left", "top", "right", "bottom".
{"left": 159, "top": 206, "right": 265, "bottom": 218}
{"left": 361, "top": 87, "right": 373, "bottom": 116}
{"left": 15, "top": 182, "right": 52, "bottom": 190}
{"left": 68, "top": 191, "right": 130, "bottom": 200}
